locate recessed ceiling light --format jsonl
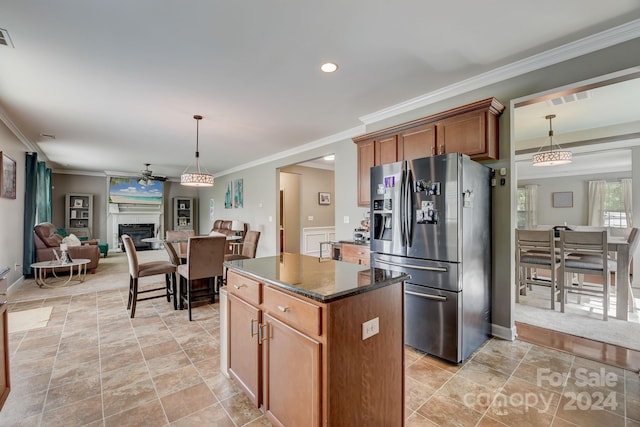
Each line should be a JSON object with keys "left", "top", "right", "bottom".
{"left": 321, "top": 62, "right": 338, "bottom": 73}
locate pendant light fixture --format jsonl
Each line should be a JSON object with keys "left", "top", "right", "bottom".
{"left": 532, "top": 114, "right": 572, "bottom": 167}
{"left": 181, "top": 114, "right": 214, "bottom": 187}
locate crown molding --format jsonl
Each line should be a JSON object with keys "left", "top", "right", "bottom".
{"left": 0, "top": 104, "right": 43, "bottom": 155}
{"left": 213, "top": 125, "right": 365, "bottom": 178}
{"left": 360, "top": 19, "right": 640, "bottom": 126}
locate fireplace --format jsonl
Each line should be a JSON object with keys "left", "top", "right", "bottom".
{"left": 118, "top": 223, "right": 155, "bottom": 251}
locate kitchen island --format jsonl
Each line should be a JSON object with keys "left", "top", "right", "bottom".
{"left": 222, "top": 253, "right": 409, "bottom": 426}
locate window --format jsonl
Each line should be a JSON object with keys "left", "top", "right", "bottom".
{"left": 517, "top": 188, "right": 528, "bottom": 229}
{"left": 603, "top": 182, "right": 627, "bottom": 228}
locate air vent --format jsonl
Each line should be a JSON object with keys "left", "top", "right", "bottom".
{"left": 547, "top": 91, "right": 591, "bottom": 106}
{"left": 0, "top": 28, "right": 14, "bottom": 48}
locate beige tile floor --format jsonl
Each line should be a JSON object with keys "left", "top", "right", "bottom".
{"left": 1, "top": 281, "right": 639, "bottom": 426}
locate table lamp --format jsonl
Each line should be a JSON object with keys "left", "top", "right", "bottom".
{"left": 231, "top": 220, "right": 244, "bottom": 237}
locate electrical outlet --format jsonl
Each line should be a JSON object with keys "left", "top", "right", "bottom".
{"left": 268, "top": 216, "right": 273, "bottom": 222}
{"left": 343, "top": 216, "right": 350, "bottom": 224}
{"left": 308, "top": 215, "right": 314, "bottom": 221}
{"left": 362, "top": 317, "right": 379, "bottom": 340}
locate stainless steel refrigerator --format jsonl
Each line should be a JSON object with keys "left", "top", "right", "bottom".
{"left": 370, "top": 153, "right": 491, "bottom": 363}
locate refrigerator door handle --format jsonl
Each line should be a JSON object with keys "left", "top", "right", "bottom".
{"left": 404, "top": 166, "right": 413, "bottom": 246}
{"left": 405, "top": 290, "right": 447, "bottom": 302}
{"left": 376, "top": 258, "right": 448, "bottom": 272}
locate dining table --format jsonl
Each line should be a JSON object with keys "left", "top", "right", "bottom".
{"left": 605, "top": 236, "right": 630, "bottom": 321}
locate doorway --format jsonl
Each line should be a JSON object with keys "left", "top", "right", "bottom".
{"left": 277, "top": 154, "right": 336, "bottom": 254}
{"left": 511, "top": 68, "right": 640, "bottom": 350}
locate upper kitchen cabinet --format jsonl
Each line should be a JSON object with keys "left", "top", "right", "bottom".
{"left": 353, "top": 97, "right": 504, "bottom": 207}
{"left": 434, "top": 98, "right": 504, "bottom": 159}
{"left": 398, "top": 123, "right": 436, "bottom": 160}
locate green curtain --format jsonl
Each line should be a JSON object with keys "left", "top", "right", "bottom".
{"left": 36, "top": 161, "right": 52, "bottom": 223}
{"left": 22, "top": 155, "right": 52, "bottom": 276}
{"left": 23, "top": 153, "right": 38, "bottom": 276}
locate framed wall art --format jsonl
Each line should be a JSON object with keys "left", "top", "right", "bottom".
{"left": 552, "top": 191, "right": 573, "bottom": 208}
{"left": 233, "top": 178, "right": 243, "bottom": 208}
{"left": 1, "top": 152, "right": 16, "bottom": 199}
{"left": 318, "top": 192, "right": 331, "bottom": 205}
{"left": 224, "top": 180, "right": 232, "bottom": 209}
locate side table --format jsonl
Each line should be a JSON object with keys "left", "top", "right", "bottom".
{"left": 31, "top": 259, "right": 90, "bottom": 288}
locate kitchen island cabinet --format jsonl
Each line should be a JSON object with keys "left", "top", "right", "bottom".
{"left": 223, "top": 254, "right": 408, "bottom": 426}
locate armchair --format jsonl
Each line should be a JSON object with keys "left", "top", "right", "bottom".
{"left": 33, "top": 222, "right": 100, "bottom": 273}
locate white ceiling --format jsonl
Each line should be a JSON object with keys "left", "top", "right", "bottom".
{"left": 514, "top": 74, "right": 640, "bottom": 180}
{"left": 1, "top": 1, "right": 640, "bottom": 180}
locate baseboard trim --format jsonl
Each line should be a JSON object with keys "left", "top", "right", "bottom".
{"left": 491, "top": 322, "right": 517, "bottom": 341}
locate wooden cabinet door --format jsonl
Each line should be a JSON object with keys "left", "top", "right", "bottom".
{"left": 374, "top": 134, "right": 398, "bottom": 165}
{"left": 228, "top": 294, "right": 261, "bottom": 406}
{"left": 341, "top": 243, "right": 370, "bottom": 265}
{"left": 436, "top": 110, "right": 488, "bottom": 158}
{"left": 0, "top": 303, "right": 9, "bottom": 411}
{"left": 399, "top": 124, "right": 436, "bottom": 160}
{"left": 357, "top": 139, "right": 375, "bottom": 207}
{"left": 262, "top": 314, "right": 321, "bottom": 427}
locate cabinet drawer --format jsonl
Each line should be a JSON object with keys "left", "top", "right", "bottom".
{"left": 227, "top": 270, "right": 261, "bottom": 306}
{"left": 263, "top": 286, "right": 321, "bottom": 338}
{"left": 341, "top": 244, "right": 370, "bottom": 265}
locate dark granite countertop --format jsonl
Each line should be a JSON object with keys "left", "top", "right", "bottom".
{"left": 224, "top": 253, "right": 409, "bottom": 303}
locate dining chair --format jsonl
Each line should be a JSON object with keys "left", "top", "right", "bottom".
{"left": 559, "top": 230, "right": 609, "bottom": 320}
{"left": 515, "top": 229, "right": 559, "bottom": 309}
{"left": 121, "top": 234, "right": 177, "bottom": 318}
{"left": 166, "top": 229, "right": 195, "bottom": 260}
{"left": 224, "top": 230, "right": 261, "bottom": 262}
{"left": 177, "top": 235, "right": 226, "bottom": 321}
{"left": 164, "top": 241, "right": 182, "bottom": 310}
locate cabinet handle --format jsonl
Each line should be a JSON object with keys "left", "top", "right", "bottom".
{"left": 233, "top": 284, "right": 247, "bottom": 290}
{"left": 439, "top": 144, "right": 444, "bottom": 154}
{"left": 258, "top": 323, "right": 269, "bottom": 344}
{"left": 250, "top": 318, "right": 258, "bottom": 337}
{"left": 431, "top": 146, "right": 435, "bottom": 155}
{"left": 277, "top": 305, "right": 289, "bottom": 312}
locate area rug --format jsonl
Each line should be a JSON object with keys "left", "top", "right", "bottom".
{"left": 515, "top": 285, "right": 640, "bottom": 351}
{"left": 8, "top": 306, "right": 53, "bottom": 333}
{"left": 10, "top": 249, "right": 168, "bottom": 303}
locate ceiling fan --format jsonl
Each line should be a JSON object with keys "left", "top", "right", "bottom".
{"left": 137, "top": 163, "right": 167, "bottom": 185}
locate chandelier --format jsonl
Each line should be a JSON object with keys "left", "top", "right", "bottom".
{"left": 532, "top": 114, "right": 572, "bottom": 167}
{"left": 181, "top": 114, "right": 214, "bottom": 187}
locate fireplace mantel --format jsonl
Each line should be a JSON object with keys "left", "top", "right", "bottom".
{"left": 107, "top": 204, "right": 163, "bottom": 252}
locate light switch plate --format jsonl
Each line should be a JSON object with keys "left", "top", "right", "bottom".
{"left": 362, "top": 317, "right": 379, "bottom": 340}
{"left": 344, "top": 216, "right": 350, "bottom": 224}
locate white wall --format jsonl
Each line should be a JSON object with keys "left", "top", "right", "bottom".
{"left": 519, "top": 172, "right": 631, "bottom": 226}
{"left": 0, "top": 120, "right": 25, "bottom": 288}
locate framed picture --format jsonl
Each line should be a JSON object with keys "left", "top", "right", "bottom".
{"left": 234, "top": 178, "right": 243, "bottom": 208}
{"left": 318, "top": 192, "right": 331, "bottom": 205}
{"left": 0, "top": 152, "right": 16, "bottom": 199}
{"left": 81, "top": 211, "right": 89, "bottom": 219}
{"left": 179, "top": 203, "right": 186, "bottom": 210}
{"left": 552, "top": 191, "right": 573, "bottom": 208}
{"left": 73, "top": 198, "right": 84, "bottom": 208}
{"left": 224, "top": 180, "right": 233, "bottom": 209}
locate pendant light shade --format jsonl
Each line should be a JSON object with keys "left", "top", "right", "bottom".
{"left": 181, "top": 114, "right": 214, "bottom": 187}
{"left": 532, "top": 114, "right": 572, "bottom": 167}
